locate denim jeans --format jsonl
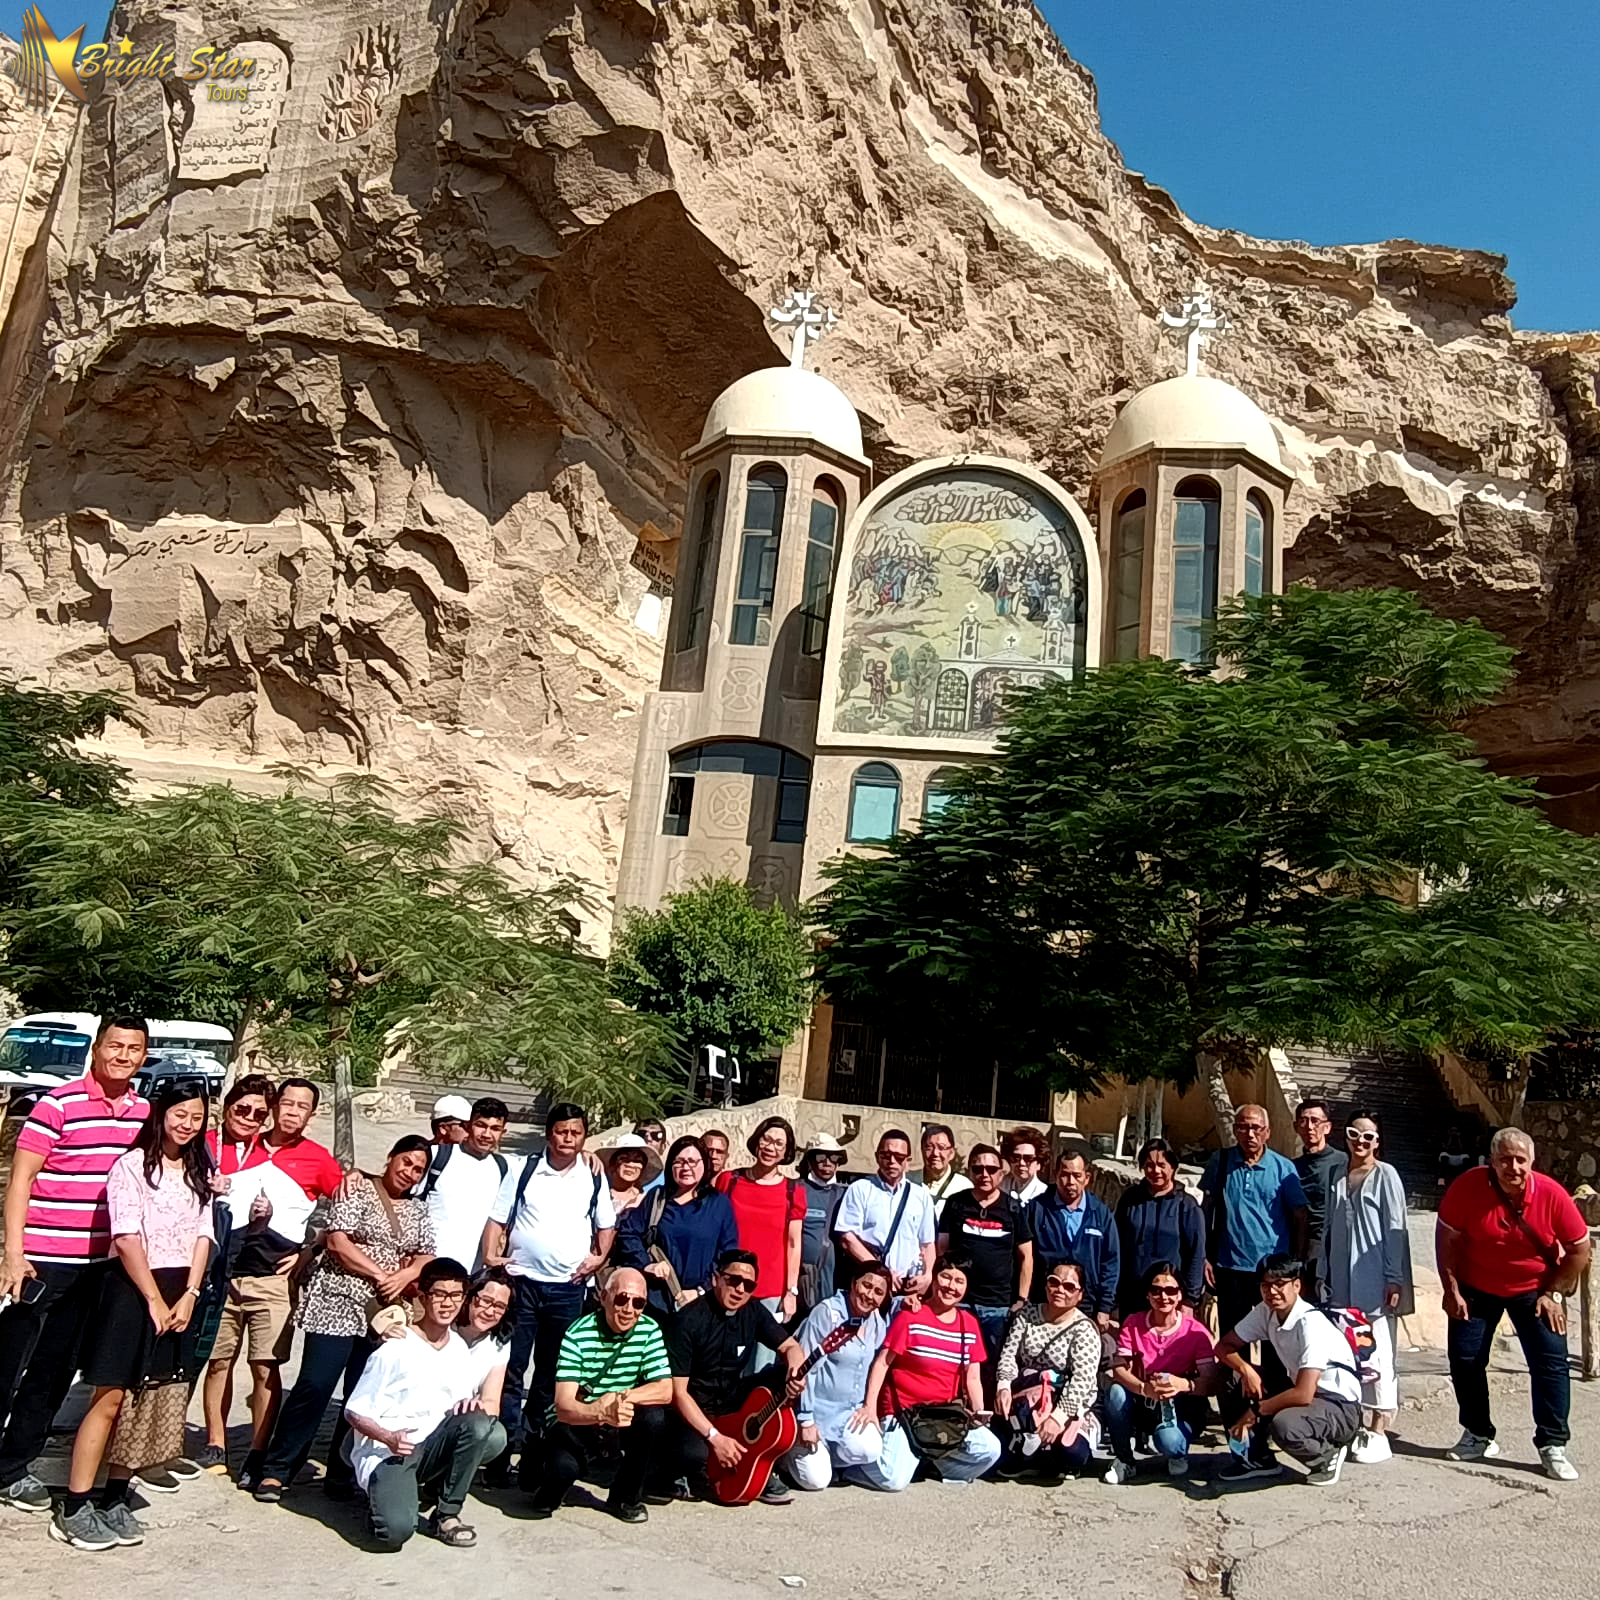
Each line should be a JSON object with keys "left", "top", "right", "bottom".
{"left": 499, "top": 1277, "right": 586, "bottom": 1443}
{"left": 1103, "top": 1381, "right": 1203, "bottom": 1463}
{"left": 1448, "top": 1285, "right": 1571, "bottom": 1449}
{"left": 843, "top": 1417, "right": 1002, "bottom": 1490}
{"left": 366, "top": 1411, "right": 506, "bottom": 1548}
{"left": 260, "top": 1331, "right": 373, "bottom": 1485}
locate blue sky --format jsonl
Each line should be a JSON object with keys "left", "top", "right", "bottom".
{"left": 6, "top": 0, "right": 1595, "bottom": 331}
{"left": 1044, "top": 0, "right": 1598, "bottom": 332}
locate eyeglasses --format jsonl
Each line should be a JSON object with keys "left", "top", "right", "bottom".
{"left": 611, "top": 1294, "right": 649, "bottom": 1311}
{"left": 1148, "top": 1286, "right": 1182, "bottom": 1298}
{"left": 1345, "top": 1129, "right": 1379, "bottom": 1145}
{"left": 879, "top": 1150, "right": 911, "bottom": 1163}
{"left": 969, "top": 1163, "right": 1002, "bottom": 1175}
{"left": 1260, "top": 1278, "right": 1296, "bottom": 1292}
{"left": 642, "top": 1131, "right": 666, "bottom": 1145}
{"left": 1234, "top": 1123, "right": 1268, "bottom": 1136}
{"left": 1045, "top": 1276, "right": 1081, "bottom": 1291}
{"left": 1013, "top": 1153, "right": 1040, "bottom": 1165}
{"left": 231, "top": 1105, "right": 270, "bottom": 1122}
{"left": 426, "top": 1287, "right": 466, "bottom": 1303}
{"left": 721, "top": 1273, "right": 757, "bottom": 1292}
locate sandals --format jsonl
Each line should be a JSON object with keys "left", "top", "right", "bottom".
{"left": 252, "top": 1480, "right": 284, "bottom": 1504}
{"left": 426, "top": 1513, "right": 477, "bottom": 1547}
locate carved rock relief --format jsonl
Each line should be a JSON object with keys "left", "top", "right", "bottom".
{"left": 319, "top": 27, "right": 399, "bottom": 143}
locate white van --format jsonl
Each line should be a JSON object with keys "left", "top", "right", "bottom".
{"left": 0, "top": 1013, "right": 234, "bottom": 1115}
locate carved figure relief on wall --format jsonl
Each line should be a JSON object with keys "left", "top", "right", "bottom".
{"left": 826, "top": 467, "right": 1088, "bottom": 748}
{"left": 319, "top": 27, "right": 401, "bottom": 142}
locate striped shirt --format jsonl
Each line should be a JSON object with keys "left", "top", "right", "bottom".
{"left": 15, "top": 1074, "right": 150, "bottom": 1264}
{"left": 877, "top": 1304, "right": 982, "bottom": 1416}
{"left": 549, "top": 1310, "right": 670, "bottom": 1425}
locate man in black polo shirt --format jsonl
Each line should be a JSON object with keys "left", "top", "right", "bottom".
{"left": 661, "top": 1249, "right": 805, "bottom": 1506}
{"left": 938, "top": 1142, "right": 1033, "bottom": 1370}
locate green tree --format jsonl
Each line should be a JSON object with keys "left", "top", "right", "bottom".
{"left": 840, "top": 642, "right": 865, "bottom": 702}
{"left": 609, "top": 876, "right": 813, "bottom": 1104}
{"left": 3, "top": 772, "right": 673, "bottom": 1159}
{"left": 891, "top": 646, "right": 912, "bottom": 688}
{"left": 814, "top": 587, "right": 1600, "bottom": 1096}
{"left": 907, "top": 643, "right": 941, "bottom": 732}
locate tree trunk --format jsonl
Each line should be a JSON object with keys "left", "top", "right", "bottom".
{"left": 332, "top": 1048, "right": 355, "bottom": 1169}
{"left": 222, "top": 1003, "right": 261, "bottom": 1095}
{"left": 1201, "top": 1051, "right": 1235, "bottom": 1147}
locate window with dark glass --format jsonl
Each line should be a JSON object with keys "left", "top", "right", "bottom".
{"left": 1244, "top": 492, "right": 1269, "bottom": 598}
{"left": 800, "top": 480, "right": 841, "bottom": 656}
{"left": 1169, "top": 477, "right": 1220, "bottom": 664}
{"left": 773, "top": 749, "right": 812, "bottom": 843}
{"left": 662, "top": 773, "right": 694, "bottom": 836}
{"left": 847, "top": 762, "right": 901, "bottom": 842}
{"left": 730, "top": 466, "right": 788, "bottom": 647}
{"left": 1113, "top": 489, "right": 1146, "bottom": 662}
{"left": 680, "top": 471, "right": 721, "bottom": 650}
{"left": 662, "top": 742, "right": 811, "bottom": 843}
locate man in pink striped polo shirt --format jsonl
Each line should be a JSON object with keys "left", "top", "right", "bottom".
{"left": 0, "top": 1015, "right": 151, "bottom": 1511}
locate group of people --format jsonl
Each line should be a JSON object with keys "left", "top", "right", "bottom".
{"left": 0, "top": 1020, "right": 1592, "bottom": 1560}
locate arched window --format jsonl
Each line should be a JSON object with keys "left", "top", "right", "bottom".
{"left": 661, "top": 740, "right": 811, "bottom": 841}
{"left": 1112, "top": 489, "right": 1146, "bottom": 662}
{"left": 1169, "top": 476, "right": 1220, "bottom": 664}
{"left": 800, "top": 478, "right": 842, "bottom": 656}
{"left": 730, "top": 465, "right": 787, "bottom": 647}
{"left": 923, "top": 766, "right": 965, "bottom": 822}
{"left": 1244, "top": 492, "right": 1270, "bottom": 598}
{"left": 847, "top": 762, "right": 901, "bottom": 843}
{"left": 679, "top": 471, "right": 721, "bottom": 650}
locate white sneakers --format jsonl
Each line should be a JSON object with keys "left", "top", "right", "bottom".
{"left": 1305, "top": 1445, "right": 1347, "bottom": 1486}
{"left": 1540, "top": 1446, "right": 1579, "bottom": 1481}
{"left": 1447, "top": 1431, "right": 1501, "bottom": 1462}
{"left": 1102, "top": 1459, "right": 1136, "bottom": 1484}
{"left": 1349, "top": 1429, "right": 1392, "bottom": 1465}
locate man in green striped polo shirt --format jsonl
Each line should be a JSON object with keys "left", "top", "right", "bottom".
{"left": 525, "top": 1267, "right": 672, "bottom": 1523}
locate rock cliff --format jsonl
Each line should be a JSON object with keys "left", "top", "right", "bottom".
{"left": 1, "top": 0, "right": 1597, "bottom": 932}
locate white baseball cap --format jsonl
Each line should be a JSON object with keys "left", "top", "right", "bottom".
{"left": 431, "top": 1094, "right": 473, "bottom": 1123}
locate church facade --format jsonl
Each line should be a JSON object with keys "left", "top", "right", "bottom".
{"left": 614, "top": 291, "right": 1292, "bottom": 1116}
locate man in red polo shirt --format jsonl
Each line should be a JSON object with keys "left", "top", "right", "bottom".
{"left": 0, "top": 1016, "right": 151, "bottom": 1511}
{"left": 1438, "top": 1126, "right": 1592, "bottom": 1481}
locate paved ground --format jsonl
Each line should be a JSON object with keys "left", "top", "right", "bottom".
{"left": 3, "top": 1112, "right": 1593, "bottom": 1598}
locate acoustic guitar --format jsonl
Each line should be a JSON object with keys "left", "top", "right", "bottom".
{"left": 704, "top": 1316, "right": 864, "bottom": 1505}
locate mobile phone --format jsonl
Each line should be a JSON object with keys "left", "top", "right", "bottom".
{"left": 0, "top": 1277, "right": 47, "bottom": 1312}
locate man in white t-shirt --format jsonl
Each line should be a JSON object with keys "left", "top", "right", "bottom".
{"left": 419, "top": 1096, "right": 514, "bottom": 1270}
{"left": 482, "top": 1101, "right": 615, "bottom": 1481}
{"left": 343, "top": 1258, "right": 507, "bottom": 1550}
{"left": 1214, "top": 1253, "right": 1364, "bottom": 1486}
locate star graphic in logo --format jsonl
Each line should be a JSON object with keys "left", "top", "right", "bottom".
{"left": 118, "top": 38, "right": 133, "bottom": 55}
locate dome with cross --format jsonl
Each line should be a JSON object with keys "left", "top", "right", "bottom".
{"left": 1098, "top": 373, "right": 1282, "bottom": 472}
{"left": 697, "top": 364, "right": 866, "bottom": 465}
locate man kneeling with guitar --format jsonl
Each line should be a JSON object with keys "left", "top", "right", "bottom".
{"left": 663, "top": 1249, "right": 807, "bottom": 1506}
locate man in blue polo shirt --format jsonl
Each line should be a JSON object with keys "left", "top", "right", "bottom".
{"left": 1201, "top": 1104, "right": 1308, "bottom": 1387}
{"left": 1026, "top": 1149, "right": 1119, "bottom": 1325}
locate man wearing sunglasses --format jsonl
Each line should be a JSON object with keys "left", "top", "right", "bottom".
{"left": 663, "top": 1249, "right": 806, "bottom": 1504}
{"left": 524, "top": 1267, "right": 673, "bottom": 1524}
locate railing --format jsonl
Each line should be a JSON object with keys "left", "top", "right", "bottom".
{"left": 1582, "top": 1229, "right": 1600, "bottom": 1381}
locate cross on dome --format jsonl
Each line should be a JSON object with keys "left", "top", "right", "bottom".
{"left": 1161, "top": 287, "right": 1229, "bottom": 377}
{"left": 770, "top": 288, "right": 838, "bottom": 371}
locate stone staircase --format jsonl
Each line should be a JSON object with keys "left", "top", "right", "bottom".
{"left": 1282, "top": 1046, "right": 1486, "bottom": 1207}
{"left": 374, "top": 1060, "right": 550, "bottom": 1126}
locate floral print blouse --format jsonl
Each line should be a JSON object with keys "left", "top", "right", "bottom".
{"left": 296, "top": 1183, "right": 433, "bottom": 1338}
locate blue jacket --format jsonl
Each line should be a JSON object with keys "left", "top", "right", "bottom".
{"left": 1114, "top": 1183, "right": 1207, "bottom": 1312}
{"left": 615, "top": 1189, "right": 740, "bottom": 1319}
{"left": 1025, "top": 1188, "right": 1120, "bottom": 1317}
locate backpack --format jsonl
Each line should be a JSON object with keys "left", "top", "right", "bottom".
{"left": 1317, "top": 1302, "right": 1379, "bottom": 1384}
{"left": 419, "top": 1141, "right": 508, "bottom": 1199}
{"left": 510, "top": 1150, "right": 604, "bottom": 1223}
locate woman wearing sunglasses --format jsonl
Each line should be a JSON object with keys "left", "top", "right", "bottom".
{"left": 1103, "top": 1261, "right": 1215, "bottom": 1483}
{"left": 1325, "top": 1114, "right": 1413, "bottom": 1465}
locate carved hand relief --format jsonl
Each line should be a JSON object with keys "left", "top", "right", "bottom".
{"left": 177, "top": 42, "right": 291, "bottom": 184}
{"left": 831, "top": 467, "right": 1088, "bottom": 747}
{"left": 320, "top": 27, "right": 401, "bottom": 143}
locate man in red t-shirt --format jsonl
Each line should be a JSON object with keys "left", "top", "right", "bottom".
{"left": 1437, "top": 1126, "right": 1591, "bottom": 1481}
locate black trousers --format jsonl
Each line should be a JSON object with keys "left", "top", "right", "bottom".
{"left": 1213, "top": 1269, "right": 1288, "bottom": 1391}
{"left": 0, "top": 1261, "right": 108, "bottom": 1485}
{"left": 1218, "top": 1372, "right": 1361, "bottom": 1465}
{"left": 530, "top": 1405, "right": 668, "bottom": 1511}
{"left": 260, "top": 1332, "right": 373, "bottom": 1486}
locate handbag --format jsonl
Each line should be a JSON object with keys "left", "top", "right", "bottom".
{"left": 886, "top": 1321, "right": 975, "bottom": 1462}
{"left": 361, "top": 1182, "right": 420, "bottom": 1326}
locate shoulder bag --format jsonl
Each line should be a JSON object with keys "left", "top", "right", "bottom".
{"left": 886, "top": 1318, "right": 976, "bottom": 1461}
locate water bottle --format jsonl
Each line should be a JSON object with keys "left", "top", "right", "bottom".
{"left": 1158, "top": 1398, "right": 1178, "bottom": 1431}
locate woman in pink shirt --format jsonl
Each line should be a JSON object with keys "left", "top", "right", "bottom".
{"left": 51, "top": 1083, "right": 216, "bottom": 1552}
{"left": 1103, "top": 1259, "right": 1216, "bottom": 1484}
